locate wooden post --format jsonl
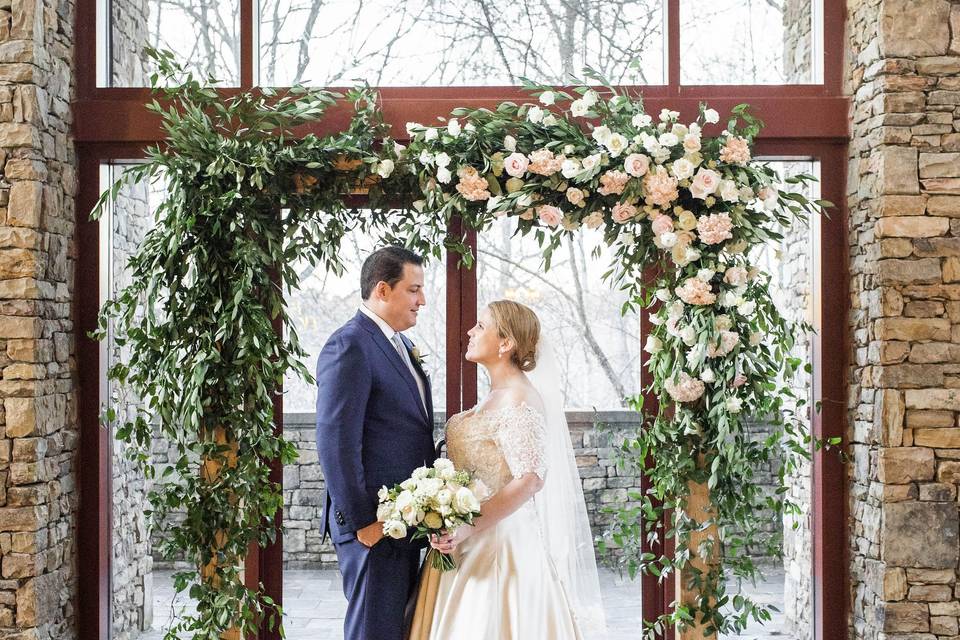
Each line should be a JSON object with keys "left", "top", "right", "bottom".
{"left": 200, "top": 425, "right": 243, "bottom": 639}
{"left": 675, "top": 474, "right": 719, "bottom": 640}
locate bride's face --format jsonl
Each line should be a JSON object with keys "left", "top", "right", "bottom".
{"left": 465, "top": 307, "right": 504, "bottom": 364}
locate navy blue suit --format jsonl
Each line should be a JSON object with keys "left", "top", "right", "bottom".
{"left": 315, "top": 310, "right": 436, "bottom": 640}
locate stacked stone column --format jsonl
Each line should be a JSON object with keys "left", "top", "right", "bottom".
{"left": 847, "top": 0, "right": 960, "bottom": 637}
{"left": 0, "top": 1, "right": 78, "bottom": 639}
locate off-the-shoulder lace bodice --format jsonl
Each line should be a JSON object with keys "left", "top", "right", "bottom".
{"left": 444, "top": 402, "right": 547, "bottom": 497}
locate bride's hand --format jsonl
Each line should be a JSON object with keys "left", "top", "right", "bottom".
{"left": 430, "top": 527, "right": 473, "bottom": 554}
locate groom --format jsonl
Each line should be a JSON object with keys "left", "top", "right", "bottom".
{"left": 315, "top": 246, "right": 436, "bottom": 640}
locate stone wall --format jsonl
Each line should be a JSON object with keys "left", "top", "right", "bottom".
{"left": 0, "top": 1, "right": 79, "bottom": 639}
{"left": 846, "top": 1, "right": 960, "bottom": 638}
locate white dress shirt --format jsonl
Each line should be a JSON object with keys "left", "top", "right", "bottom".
{"left": 358, "top": 304, "right": 428, "bottom": 414}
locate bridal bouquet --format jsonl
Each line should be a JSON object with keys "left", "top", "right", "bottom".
{"left": 377, "top": 458, "right": 485, "bottom": 571}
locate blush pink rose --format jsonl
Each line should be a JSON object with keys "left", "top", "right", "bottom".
{"left": 689, "top": 168, "right": 721, "bottom": 200}
{"left": 623, "top": 153, "right": 650, "bottom": 178}
{"left": 651, "top": 215, "right": 674, "bottom": 236}
{"left": 504, "top": 152, "right": 529, "bottom": 178}
{"left": 665, "top": 372, "right": 705, "bottom": 404}
{"left": 611, "top": 202, "right": 638, "bottom": 223}
{"left": 537, "top": 205, "right": 563, "bottom": 227}
{"left": 733, "top": 373, "right": 748, "bottom": 387}
{"left": 723, "top": 266, "right": 749, "bottom": 287}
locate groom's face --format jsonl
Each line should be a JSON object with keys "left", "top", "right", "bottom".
{"left": 376, "top": 263, "right": 425, "bottom": 331}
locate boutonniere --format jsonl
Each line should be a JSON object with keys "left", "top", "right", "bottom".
{"left": 411, "top": 345, "right": 429, "bottom": 368}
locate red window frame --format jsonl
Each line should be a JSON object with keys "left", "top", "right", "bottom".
{"left": 74, "top": 1, "right": 849, "bottom": 638}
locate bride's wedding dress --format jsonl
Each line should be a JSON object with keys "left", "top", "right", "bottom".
{"left": 421, "top": 403, "right": 581, "bottom": 639}
{"left": 407, "top": 340, "right": 606, "bottom": 640}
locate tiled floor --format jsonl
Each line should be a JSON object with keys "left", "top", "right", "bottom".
{"left": 142, "top": 567, "right": 793, "bottom": 639}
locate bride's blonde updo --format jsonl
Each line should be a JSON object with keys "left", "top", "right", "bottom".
{"left": 488, "top": 300, "right": 540, "bottom": 372}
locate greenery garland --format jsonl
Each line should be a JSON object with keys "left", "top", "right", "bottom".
{"left": 97, "top": 52, "right": 835, "bottom": 638}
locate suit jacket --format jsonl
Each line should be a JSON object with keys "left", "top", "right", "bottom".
{"left": 315, "top": 310, "right": 436, "bottom": 543}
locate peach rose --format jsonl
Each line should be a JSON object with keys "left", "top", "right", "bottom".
{"left": 599, "top": 170, "right": 631, "bottom": 196}
{"left": 676, "top": 277, "right": 717, "bottom": 306}
{"left": 611, "top": 201, "right": 638, "bottom": 223}
{"left": 689, "top": 168, "right": 721, "bottom": 200}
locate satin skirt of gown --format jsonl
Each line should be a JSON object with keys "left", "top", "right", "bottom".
{"left": 407, "top": 404, "right": 582, "bottom": 640}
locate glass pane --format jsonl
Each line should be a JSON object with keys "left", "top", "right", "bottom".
{"left": 109, "top": 0, "right": 240, "bottom": 87}
{"left": 718, "top": 159, "right": 818, "bottom": 640}
{"left": 103, "top": 164, "right": 194, "bottom": 639}
{"left": 284, "top": 232, "right": 447, "bottom": 413}
{"left": 680, "top": 0, "right": 818, "bottom": 84}
{"left": 476, "top": 220, "right": 641, "bottom": 408}
{"left": 476, "top": 220, "right": 643, "bottom": 636}
{"left": 259, "top": 0, "right": 664, "bottom": 87}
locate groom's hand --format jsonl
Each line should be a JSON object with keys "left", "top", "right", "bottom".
{"left": 356, "top": 521, "right": 385, "bottom": 548}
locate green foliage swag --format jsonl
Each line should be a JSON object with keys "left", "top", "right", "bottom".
{"left": 96, "top": 51, "right": 834, "bottom": 639}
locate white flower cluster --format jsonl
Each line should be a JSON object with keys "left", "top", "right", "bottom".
{"left": 377, "top": 458, "right": 484, "bottom": 543}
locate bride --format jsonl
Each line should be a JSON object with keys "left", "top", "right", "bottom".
{"left": 407, "top": 300, "right": 606, "bottom": 640}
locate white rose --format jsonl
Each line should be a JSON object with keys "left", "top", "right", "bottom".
{"left": 655, "top": 288, "right": 671, "bottom": 302}
{"left": 377, "top": 503, "right": 395, "bottom": 522}
{"left": 527, "top": 105, "right": 544, "bottom": 123}
{"left": 680, "top": 326, "right": 697, "bottom": 346}
{"left": 395, "top": 490, "right": 415, "bottom": 512}
{"left": 697, "top": 268, "right": 715, "bottom": 282}
{"left": 376, "top": 159, "right": 395, "bottom": 179}
{"left": 659, "top": 132, "right": 679, "bottom": 148}
{"left": 738, "top": 300, "right": 757, "bottom": 316}
{"left": 652, "top": 147, "right": 671, "bottom": 164}
{"left": 649, "top": 314, "right": 664, "bottom": 326}
{"left": 563, "top": 144, "right": 575, "bottom": 155}
{"left": 504, "top": 135, "right": 517, "bottom": 152}
{"left": 700, "top": 368, "right": 716, "bottom": 383}
{"left": 667, "top": 301, "right": 685, "bottom": 319}
{"left": 659, "top": 231, "right": 678, "bottom": 248}
{"left": 581, "top": 154, "right": 602, "bottom": 171}
{"left": 424, "top": 128, "right": 438, "bottom": 141}
{"left": 418, "top": 150, "right": 434, "bottom": 166}
{"left": 570, "top": 99, "right": 589, "bottom": 117}
{"left": 447, "top": 118, "right": 461, "bottom": 137}
{"left": 719, "top": 291, "right": 740, "bottom": 308}
{"left": 726, "top": 397, "right": 743, "bottom": 413}
{"left": 659, "top": 108, "right": 679, "bottom": 122}
{"left": 561, "top": 158, "right": 582, "bottom": 178}
{"left": 378, "top": 486, "right": 390, "bottom": 501}
{"left": 704, "top": 108, "right": 720, "bottom": 124}
{"left": 739, "top": 186, "right": 756, "bottom": 202}
{"left": 719, "top": 179, "right": 740, "bottom": 202}
{"left": 384, "top": 520, "right": 408, "bottom": 539}
{"left": 644, "top": 335, "right": 663, "bottom": 354}
{"left": 632, "top": 113, "right": 653, "bottom": 127}
{"left": 465, "top": 122, "right": 476, "bottom": 132}
{"left": 434, "top": 152, "right": 451, "bottom": 168}
{"left": 605, "top": 133, "right": 628, "bottom": 157}
{"left": 400, "top": 478, "right": 417, "bottom": 491}
{"left": 582, "top": 90, "right": 599, "bottom": 107}
{"left": 543, "top": 114, "right": 558, "bottom": 127}
{"left": 453, "top": 487, "right": 481, "bottom": 513}
{"left": 671, "top": 158, "right": 694, "bottom": 180}
{"left": 539, "top": 91, "right": 556, "bottom": 105}
{"left": 437, "top": 166, "right": 452, "bottom": 184}
{"left": 437, "top": 489, "right": 453, "bottom": 505}
{"left": 685, "top": 247, "right": 701, "bottom": 262}
{"left": 434, "top": 458, "right": 454, "bottom": 472}
{"left": 592, "top": 125, "right": 612, "bottom": 145}
{"left": 405, "top": 122, "right": 422, "bottom": 136}
{"left": 683, "top": 133, "right": 702, "bottom": 153}
{"left": 671, "top": 123, "right": 689, "bottom": 138}
{"left": 423, "top": 512, "right": 444, "bottom": 529}
{"left": 715, "top": 314, "right": 733, "bottom": 331}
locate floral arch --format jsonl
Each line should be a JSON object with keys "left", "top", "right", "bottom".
{"left": 96, "top": 52, "right": 830, "bottom": 639}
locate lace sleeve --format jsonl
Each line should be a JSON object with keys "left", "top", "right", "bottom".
{"left": 495, "top": 404, "right": 547, "bottom": 480}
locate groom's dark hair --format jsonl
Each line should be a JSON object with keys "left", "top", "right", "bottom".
{"left": 361, "top": 246, "right": 424, "bottom": 300}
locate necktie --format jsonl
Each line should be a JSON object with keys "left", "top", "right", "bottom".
{"left": 392, "top": 333, "right": 427, "bottom": 414}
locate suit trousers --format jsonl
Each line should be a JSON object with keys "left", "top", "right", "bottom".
{"left": 335, "top": 537, "right": 421, "bottom": 640}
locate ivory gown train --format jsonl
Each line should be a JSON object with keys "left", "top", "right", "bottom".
{"left": 407, "top": 403, "right": 583, "bottom": 640}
